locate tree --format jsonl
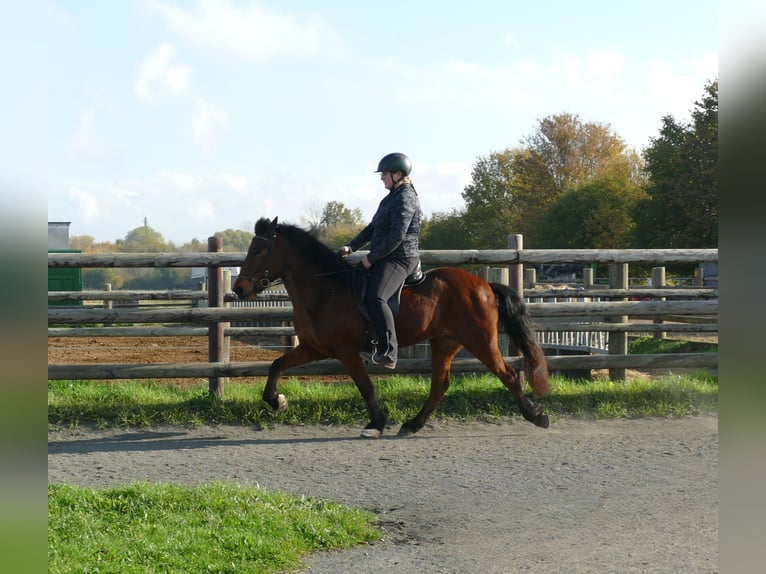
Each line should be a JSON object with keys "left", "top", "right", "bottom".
{"left": 538, "top": 179, "right": 646, "bottom": 248}
{"left": 461, "top": 113, "right": 641, "bottom": 247}
{"left": 461, "top": 150, "right": 520, "bottom": 247}
{"left": 115, "top": 225, "right": 187, "bottom": 288}
{"left": 419, "top": 210, "right": 472, "bottom": 249}
{"left": 120, "top": 225, "right": 170, "bottom": 252}
{"left": 214, "top": 229, "right": 254, "bottom": 252}
{"left": 633, "top": 80, "right": 718, "bottom": 248}
{"left": 313, "top": 201, "right": 365, "bottom": 247}
{"left": 319, "top": 201, "right": 364, "bottom": 228}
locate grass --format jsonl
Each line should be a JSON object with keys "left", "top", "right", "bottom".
{"left": 48, "top": 369, "right": 718, "bottom": 429}
{"left": 48, "top": 337, "right": 717, "bottom": 573}
{"left": 628, "top": 335, "right": 717, "bottom": 354}
{"left": 48, "top": 482, "right": 379, "bottom": 574}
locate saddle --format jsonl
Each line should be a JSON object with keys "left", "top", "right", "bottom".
{"left": 352, "top": 260, "right": 426, "bottom": 321}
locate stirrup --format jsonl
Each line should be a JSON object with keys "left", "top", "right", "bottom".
{"left": 359, "top": 340, "right": 379, "bottom": 364}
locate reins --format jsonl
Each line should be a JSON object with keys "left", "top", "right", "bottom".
{"left": 236, "top": 230, "right": 358, "bottom": 292}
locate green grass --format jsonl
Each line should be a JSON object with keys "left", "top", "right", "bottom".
{"left": 628, "top": 335, "right": 717, "bottom": 354}
{"left": 49, "top": 369, "right": 717, "bottom": 429}
{"left": 48, "top": 482, "right": 379, "bottom": 574}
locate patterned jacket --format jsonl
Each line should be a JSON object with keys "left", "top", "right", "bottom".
{"left": 347, "top": 182, "right": 422, "bottom": 263}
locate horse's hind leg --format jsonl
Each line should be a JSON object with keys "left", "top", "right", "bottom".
{"left": 467, "top": 343, "right": 549, "bottom": 428}
{"left": 398, "top": 337, "right": 463, "bottom": 436}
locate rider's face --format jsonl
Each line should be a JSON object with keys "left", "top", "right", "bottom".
{"left": 380, "top": 171, "right": 399, "bottom": 190}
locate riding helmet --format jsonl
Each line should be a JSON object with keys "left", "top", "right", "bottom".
{"left": 375, "top": 152, "right": 412, "bottom": 175}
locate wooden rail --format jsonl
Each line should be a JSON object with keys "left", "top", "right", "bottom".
{"left": 48, "top": 242, "right": 718, "bottom": 391}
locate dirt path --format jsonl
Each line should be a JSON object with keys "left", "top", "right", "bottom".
{"left": 48, "top": 415, "right": 718, "bottom": 574}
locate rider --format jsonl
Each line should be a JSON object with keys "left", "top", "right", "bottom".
{"left": 337, "top": 152, "right": 422, "bottom": 369}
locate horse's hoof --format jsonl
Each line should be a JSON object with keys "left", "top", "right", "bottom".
{"left": 397, "top": 421, "right": 419, "bottom": 437}
{"left": 360, "top": 428, "right": 382, "bottom": 439}
{"left": 533, "top": 413, "right": 550, "bottom": 429}
{"left": 266, "top": 394, "right": 288, "bottom": 412}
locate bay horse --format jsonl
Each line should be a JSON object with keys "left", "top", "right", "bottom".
{"left": 233, "top": 217, "right": 550, "bottom": 438}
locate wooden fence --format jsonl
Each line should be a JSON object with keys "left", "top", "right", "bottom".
{"left": 48, "top": 237, "right": 718, "bottom": 394}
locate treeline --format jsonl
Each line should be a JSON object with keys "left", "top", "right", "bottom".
{"left": 71, "top": 79, "right": 717, "bottom": 290}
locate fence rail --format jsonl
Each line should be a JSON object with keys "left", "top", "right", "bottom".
{"left": 48, "top": 242, "right": 718, "bottom": 391}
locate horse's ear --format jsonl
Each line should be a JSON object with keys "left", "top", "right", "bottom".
{"left": 272, "top": 216, "right": 278, "bottom": 226}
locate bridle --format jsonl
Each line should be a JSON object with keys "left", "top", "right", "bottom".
{"left": 236, "top": 227, "right": 361, "bottom": 299}
{"left": 236, "top": 231, "right": 281, "bottom": 293}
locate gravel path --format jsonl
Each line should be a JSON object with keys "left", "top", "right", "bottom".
{"left": 48, "top": 415, "right": 718, "bottom": 573}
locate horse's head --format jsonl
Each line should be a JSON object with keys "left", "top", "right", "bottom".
{"left": 233, "top": 217, "right": 282, "bottom": 300}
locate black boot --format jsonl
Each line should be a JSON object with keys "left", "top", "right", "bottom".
{"left": 372, "top": 331, "right": 397, "bottom": 369}
{"left": 359, "top": 331, "right": 397, "bottom": 369}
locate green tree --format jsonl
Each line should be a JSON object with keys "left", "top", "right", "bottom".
{"left": 214, "top": 229, "right": 254, "bottom": 252}
{"left": 460, "top": 150, "right": 520, "bottom": 247}
{"left": 538, "top": 179, "right": 646, "bottom": 248}
{"left": 419, "top": 210, "right": 472, "bottom": 249}
{"left": 312, "top": 201, "right": 366, "bottom": 247}
{"left": 319, "top": 201, "right": 364, "bottom": 228}
{"left": 633, "top": 79, "right": 718, "bottom": 248}
{"left": 115, "top": 225, "right": 187, "bottom": 288}
{"left": 119, "top": 224, "right": 171, "bottom": 252}
{"left": 462, "top": 113, "right": 641, "bottom": 247}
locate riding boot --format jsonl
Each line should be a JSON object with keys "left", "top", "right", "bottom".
{"left": 359, "top": 331, "right": 397, "bottom": 369}
{"left": 372, "top": 330, "right": 397, "bottom": 369}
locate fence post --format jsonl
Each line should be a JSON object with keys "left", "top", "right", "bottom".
{"left": 103, "top": 283, "right": 112, "bottom": 309}
{"left": 652, "top": 266, "right": 666, "bottom": 339}
{"left": 524, "top": 267, "right": 536, "bottom": 289}
{"left": 208, "top": 237, "right": 229, "bottom": 397}
{"left": 608, "top": 263, "right": 628, "bottom": 381}
{"left": 506, "top": 234, "right": 524, "bottom": 384}
{"left": 582, "top": 268, "right": 594, "bottom": 289}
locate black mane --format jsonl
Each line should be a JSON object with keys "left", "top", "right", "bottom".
{"left": 254, "top": 218, "right": 356, "bottom": 287}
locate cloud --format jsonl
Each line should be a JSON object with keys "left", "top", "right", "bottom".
{"left": 141, "top": 0, "right": 342, "bottom": 60}
{"left": 134, "top": 42, "right": 192, "bottom": 102}
{"left": 587, "top": 48, "right": 625, "bottom": 83}
{"left": 647, "top": 61, "right": 709, "bottom": 120}
{"left": 67, "top": 110, "right": 111, "bottom": 160}
{"left": 190, "top": 98, "right": 228, "bottom": 150}
{"left": 65, "top": 187, "right": 100, "bottom": 222}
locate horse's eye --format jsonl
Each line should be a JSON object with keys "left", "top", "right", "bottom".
{"left": 251, "top": 248, "right": 264, "bottom": 256}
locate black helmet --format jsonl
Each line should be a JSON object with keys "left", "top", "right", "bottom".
{"left": 375, "top": 152, "right": 412, "bottom": 175}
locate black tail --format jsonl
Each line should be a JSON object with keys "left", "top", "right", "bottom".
{"left": 491, "top": 283, "right": 551, "bottom": 397}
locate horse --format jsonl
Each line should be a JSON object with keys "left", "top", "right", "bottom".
{"left": 233, "top": 217, "right": 551, "bottom": 438}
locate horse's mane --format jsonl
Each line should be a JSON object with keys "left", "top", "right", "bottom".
{"left": 255, "top": 218, "right": 356, "bottom": 287}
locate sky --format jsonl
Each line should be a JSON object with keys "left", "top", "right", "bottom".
{"left": 47, "top": 0, "right": 720, "bottom": 245}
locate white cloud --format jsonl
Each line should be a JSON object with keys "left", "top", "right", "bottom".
{"left": 67, "top": 110, "right": 111, "bottom": 160}
{"left": 141, "top": 0, "right": 342, "bottom": 60}
{"left": 186, "top": 199, "right": 216, "bottom": 222}
{"left": 190, "top": 98, "right": 228, "bottom": 150}
{"left": 587, "top": 48, "right": 624, "bottom": 83}
{"left": 691, "top": 51, "right": 719, "bottom": 79}
{"left": 647, "top": 61, "right": 707, "bottom": 120}
{"left": 65, "top": 187, "right": 100, "bottom": 222}
{"left": 134, "top": 42, "right": 192, "bottom": 102}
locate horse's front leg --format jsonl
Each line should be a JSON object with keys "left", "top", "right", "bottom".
{"left": 262, "top": 344, "right": 324, "bottom": 412}
{"left": 337, "top": 352, "right": 388, "bottom": 438}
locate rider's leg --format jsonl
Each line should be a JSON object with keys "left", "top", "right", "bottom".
{"left": 365, "top": 259, "right": 409, "bottom": 368}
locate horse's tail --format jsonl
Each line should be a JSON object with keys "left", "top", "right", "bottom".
{"left": 491, "top": 283, "right": 551, "bottom": 397}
